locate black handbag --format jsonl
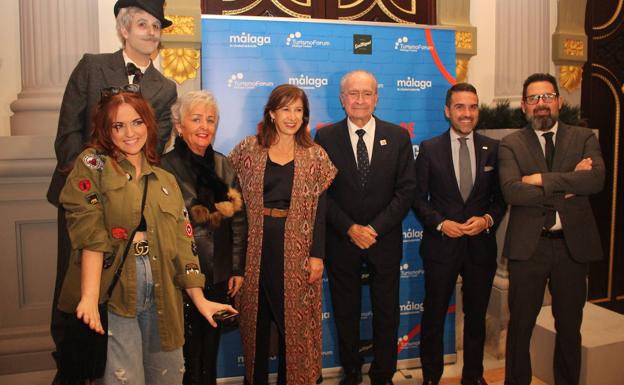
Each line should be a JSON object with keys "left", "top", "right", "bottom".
{"left": 58, "top": 177, "right": 148, "bottom": 384}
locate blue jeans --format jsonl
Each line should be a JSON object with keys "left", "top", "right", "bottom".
{"left": 97, "top": 255, "right": 184, "bottom": 385}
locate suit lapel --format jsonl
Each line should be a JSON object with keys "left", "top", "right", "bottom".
{"left": 442, "top": 130, "right": 464, "bottom": 201}
{"left": 336, "top": 119, "right": 360, "bottom": 189}
{"left": 368, "top": 117, "right": 386, "bottom": 180}
{"left": 522, "top": 127, "right": 549, "bottom": 173}
{"left": 552, "top": 122, "right": 571, "bottom": 171}
{"left": 101, "top": 50, "right": 130, "bottom": 87}
{"left": 141, "top": 64, "right": 165, "bottom": 102}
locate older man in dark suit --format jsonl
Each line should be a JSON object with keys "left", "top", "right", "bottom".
{"left": 315, "top": 70, "right": 417, "bottom": 385}
{"left": 47, "top": 0, "right": 177, "bottom": 380}
{"left": 499, "top": 73, "right": 604, "bottom": 385}
{"left": 413, "top": 83, "right": 506, "bottom": 385}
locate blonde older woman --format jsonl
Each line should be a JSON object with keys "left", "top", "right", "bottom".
{"left": 161, "top": 90, "right": 246, "bottom": 385}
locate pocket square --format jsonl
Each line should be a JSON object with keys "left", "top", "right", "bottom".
{"left": 484, "top": 165, "right": 494, "bottom": 172}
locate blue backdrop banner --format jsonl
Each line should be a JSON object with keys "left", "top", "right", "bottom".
{"left": 201, "top": 15, "right": 457, "bottom": 379}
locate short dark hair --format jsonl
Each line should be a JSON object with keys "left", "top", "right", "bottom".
{"left": 257, "top": 84, "right": 313, "bottom": 148}
{"left": 522, "top": 73, "right": 559, "bottom": 99}
{"left": 445, "top": 83, "right": 478, "bottom": 107}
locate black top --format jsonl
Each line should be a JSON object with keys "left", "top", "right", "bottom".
{"left": 263, "top": 157, "right": 326, "bottom": 258}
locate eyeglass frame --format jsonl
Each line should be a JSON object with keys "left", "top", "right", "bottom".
{"left": 100, "top": 84, "right": 141, "bottom": 101}
{"left": 523, "top": 92, "right": 559, "bottom": 105}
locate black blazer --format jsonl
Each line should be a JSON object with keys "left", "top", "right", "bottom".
{"left": 47, "top": 49, "right": 177, "bottom": 206}
{"left": 413, "top": 130, "right": 506, "bottom": 264}
{"left": 315, "top": 117, "right": 417, "bottom": 260}
{"left": 498, "top": 123, "right": 605, "bottom": 262}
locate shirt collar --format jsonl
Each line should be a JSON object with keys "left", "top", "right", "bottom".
{"left": 122, "top": 50, "right": 150, "bottom": 73}
{"left": 116, "top": 152, "right": 156, "bottom": 179}
{"left": 449, "top": 128, "right": 474, "bottom": 142}
{"left": 533, "top": 121, "right": 559, "bottom": 137}
{"left": 347, "top": 116, "right": 375, "bottom": 137}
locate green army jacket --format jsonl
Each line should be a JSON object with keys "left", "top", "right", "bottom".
{"left": 58, "top": 148, "right": 205, "bottom": 351}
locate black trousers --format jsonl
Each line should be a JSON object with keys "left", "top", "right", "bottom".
{"left": 251, "top": 285, "right": 286, "bottom": 385}
{"left": 505, "top": 237, "right": 587, "bottom": 385}
{"left": 183, "top": 281, "right": 228, "bottom": 385}
{"left": 327, "top": 250, "right": 401, "bottom": 383}
{"left": 51, "top": 208, "right": 72, "bottom": 385}
{"left": 420, "top": 251, "right": 496, "bottom": 383}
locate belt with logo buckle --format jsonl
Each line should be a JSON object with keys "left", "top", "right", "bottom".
{"left": 133, "top": 239, "right": 149, "bottom": 256}
{"left": 263, "top": 207, "right": 289, "bottom": 218}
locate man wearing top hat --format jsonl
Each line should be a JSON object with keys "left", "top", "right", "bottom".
{"left": 48, "top": 1, "right": 177, "bottom": 382}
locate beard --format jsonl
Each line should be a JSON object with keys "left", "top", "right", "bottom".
{"left": 527, "top": 106, "right": 558, "bottom": 131}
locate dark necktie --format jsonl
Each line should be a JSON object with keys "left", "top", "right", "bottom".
{"left": 126, "top": 62, "right": 143, "bottom": 84}
{"left": 458, "top": 137, "right": 473, "bottom": 201}
{"left": 542, "top": 132, "right": 556, "bottom": 229}
{"left": 355, "top": 129, "right": 370, "bottom": 188}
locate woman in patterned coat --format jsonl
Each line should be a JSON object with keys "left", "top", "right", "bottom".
{"left": 229, "top": 84, "right": 336, "bottom": 385}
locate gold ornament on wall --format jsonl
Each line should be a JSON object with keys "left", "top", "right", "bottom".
{"left": 162, "top": 16, "right": 195, "bottom": 36}
{"left": 160, "top": 48, "right": 200, "bottom": 85}
{"left": 455, "top": 31, "right": 473, "bottom": 50}
{"left": 563, "top": 39, "right": 584, "bottom": 57}
{"left": 456, "top": 59, "right": 468, "bottom": 83}
{"left": 559, "top": 65, "right": 583, "bottom": 92}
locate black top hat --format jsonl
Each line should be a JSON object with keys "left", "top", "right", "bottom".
{"left": 114, "top": 0, "right": 173, "bottom": 29}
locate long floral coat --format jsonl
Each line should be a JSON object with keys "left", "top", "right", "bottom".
{"left": 229, "top": 136, "right": 336, "bottom": 385}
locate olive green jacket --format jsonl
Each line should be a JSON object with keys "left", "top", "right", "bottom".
{"left": 58, "top": 148, "right": 205, "bottom": 351}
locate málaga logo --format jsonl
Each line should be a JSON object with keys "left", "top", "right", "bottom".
{"left": 396, "top": 77, "right": 433, "bottom": 92}
{"left": 403, "top": 227, "right": 423, "bottom": 242}
{"left": 288, "top": 74, "right": 329, "bottom": 89}
{"left": 227, "top": 73, "right": 274, "bottom": 90}
{"left": 229, "top": 32, "right": 271, "bottom": 48}
{"left": 394, "top": 36, "right": 433, "bottom": 52}
{"left": 399, "top": 300, "right": 424, "bottom": 315}
{"left": 286, "top": 31, "right": 330, "bottom": 48}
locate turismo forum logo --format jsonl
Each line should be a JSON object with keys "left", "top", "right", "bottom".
{"left": 288, "top": 74, "right": 329, "bottom": 89}
{"left": 396, "top": 77, "right": 433, "bottom": 92}
{"left": 394, "top": 36, "right": 433, "bottom": 53}
{"left": 229, "top": 32, "right": 271, "bottom": 48}
{"left": 227, "top": 73, "right": 274, "bottom": 90}
{"left": 285, "top": 31, "right": 330, "bottom": 48}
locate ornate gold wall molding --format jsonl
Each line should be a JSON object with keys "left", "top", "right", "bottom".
{"left": 456, "top": 58, "right": 468, "bottom": 83}
{"left": 559, "top": 65, "right": 583, "bottom": 92}
{"left": 456, "top": 31, "right": 473, "bottom": 50}
{"left": 161, "top": 48, "right": 200, "bottom": 85}
{"left": 163, "top": 15, "right": 195, "bottom": 35}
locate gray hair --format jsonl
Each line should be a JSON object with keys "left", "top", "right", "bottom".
{"left": 116, "top": 6, "right": 162, "bottom": 45}
{"left": 171, "top": 90, "right": 220, "bottom": 126}
{"left": 339, "top": 70, "right": 378, "bottom": 94}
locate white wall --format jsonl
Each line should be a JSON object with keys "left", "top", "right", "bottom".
{"left": 469, "top": 0, "right": 497, "bottom": 105}
{"left": 99, "top": 0, "right": 121, "bottom": 53}
{"left": 0, "top": 0, "right": 22, "bottom": 136}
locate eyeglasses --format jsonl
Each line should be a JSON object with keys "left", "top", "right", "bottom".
{"left": 524, "top": 93, "right": 558, "bottom": 105}
{"left": 100, "top": 84, "right": 141, "bottom": 101}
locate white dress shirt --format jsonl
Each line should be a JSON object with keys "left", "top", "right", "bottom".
{"left": 533, "top": 122, "right": 562, "bottom": 230}
{"left": 347, "top": 116, "right": 376, "bottom": 166}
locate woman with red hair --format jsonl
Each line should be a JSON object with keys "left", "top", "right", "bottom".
{"left": 56, "top": 86, "right": 235, "bottom": 385}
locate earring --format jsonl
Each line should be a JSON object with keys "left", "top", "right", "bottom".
{"left": 271, "top": 118, "right": 275, "bottom": 123}
{"left": 178, "top": 131, "right": 182, "bottom": 137}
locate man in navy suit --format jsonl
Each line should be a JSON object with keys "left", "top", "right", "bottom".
{"left": 315, "top": 70, "right": 417, "bottom": 385}
{"left": 47, "top": 1, "right": 177, "bottom": 382}
{"left": 413, "top": 83, "right": 506, "bottom": 385}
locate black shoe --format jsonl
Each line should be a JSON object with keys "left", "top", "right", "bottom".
{"left": 339, "top": 369, "right": 363, "bottom": 385}
{"left": 461, "top": 377, "right": 488, "bottom": 385}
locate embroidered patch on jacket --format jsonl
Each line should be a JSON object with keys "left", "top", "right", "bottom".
{"left": 85, "top": 193, "right": 100, "bottom": 205}
{"left": 185, "top": 263, "right": 200, "bottom": 275}
{"left": 82, "top": 154, "right": 105, "bottom": 170}
{"left": 185, "top": 223, "right": 193, "bottom": 238}
{"left": 182, "top": 207, "right": 190, "bottom": 221}
{"left": 78, "top": 179, "right": 91, "bottom": 192}
{"left": 111, "top": 227, "right": 129, "bottom": 240}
